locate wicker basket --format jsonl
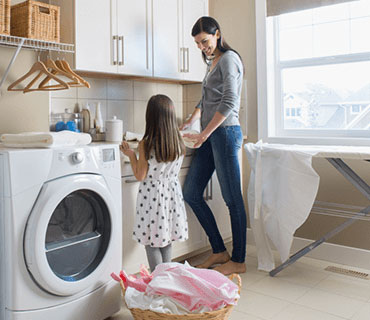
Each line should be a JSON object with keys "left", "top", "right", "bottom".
{"left": 120, "top": 273, "right": 241, "bottom": 320}
{"left": 0, "top": 0, "right": 10, "bottom": 35}
{"left": 10, "top": 0, "right": 60, "bottom": 42}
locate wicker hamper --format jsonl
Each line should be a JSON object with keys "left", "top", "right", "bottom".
{"left": 10, "top": 0, "right": 60, "bottom": 42}
{"left": 120, "top": 273, "right": 241, "bottom": 320}
{"left": 0, "top": 0, "right": 10, "bottom": 35}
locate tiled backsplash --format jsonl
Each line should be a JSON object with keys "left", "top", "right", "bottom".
{"left": 50, "top": 78, "right": 184, "bottom": 135}
{"left": 50, "top": 77, "right": 247, "bottom": 136}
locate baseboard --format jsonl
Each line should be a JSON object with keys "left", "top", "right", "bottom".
{"left": 247, "top": 228, "right": 370, "bottom": 270}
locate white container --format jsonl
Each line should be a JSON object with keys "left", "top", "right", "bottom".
{"left": 105, "top": 116, "right": 123, "bottom": 142}
{"left": 95, "top": 102, "right": 104, "bottom": 133}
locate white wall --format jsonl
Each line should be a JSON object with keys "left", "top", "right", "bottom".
{"left": 0, "top": 48, "right": 49, "bottom": 134}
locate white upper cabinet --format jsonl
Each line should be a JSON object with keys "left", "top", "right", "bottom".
{"left": 153, "top": 0, "right": 208, "bottom": 81}
{"left": 181, "top": 0, "right": 208, "bottom": 81}
{"left": 71, "top": 0, "right": 206, "bottom": 81}
{"left": 115, "top": 0, "right": 153, "bottom": 76}
{"left": 152, "top": 0, "right": 181, "bottom": 80}
{"left": 74, "top": 1, "right": 116, "bottom": 74}
{"left": 74, "top": 0, "right": 152, "bottom": 76}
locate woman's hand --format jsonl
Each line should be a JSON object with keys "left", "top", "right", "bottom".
{"left": 183, "top": 132, "right": 208, "bottom": 148}
{"left": 120, "top": 141, "right": 136, "bottom": 158}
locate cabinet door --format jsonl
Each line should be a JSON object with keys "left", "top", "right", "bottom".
{"left": 116, "top": 0, "right": 152, "bottom": 76}
{"left": 121, "top": 177, "right": 148, "bottom": 274}
{"left": 172, "top": 168, "right": 206, "bottom": 258}
{"left": 152, "top": 0, "right": 182, "bottom": 79}
{"left": 181, "top": 0, "right": 208, "bottom": 81}
{"left": 75, "top": 0, "right": 117, "bottom": 73}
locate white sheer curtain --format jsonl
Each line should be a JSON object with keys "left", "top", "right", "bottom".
{"left": 267, "top": 0, "right": 359, "bottom": 16}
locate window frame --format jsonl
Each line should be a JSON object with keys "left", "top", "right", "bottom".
{"left": 255, "top": 0, "right": 370, "bottom": 146}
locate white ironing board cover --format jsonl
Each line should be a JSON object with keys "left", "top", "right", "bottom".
{"left": 256, "top": 143, "right": 370, "bottom": 160}
{"left": 244, "top": 141, "right": 370, "bottom": 272}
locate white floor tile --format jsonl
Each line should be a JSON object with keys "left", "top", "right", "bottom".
{"left": 295, "top": 288, "right": 366, "bottom": 319}
{"left": 248, "top": 276, "right": 311, "bottom": 302}
{"left": 351, "top": 302, "right": 370, "bottom": 320}
{"left": 315, "top": 274, "right": 370, "bottom": 301}
{"left": 230, "top": 309, "right": 265, "bottom": 320}
{"left": 239, "top": 268, "right": 267, "bottom": 287}
{"left": 234, "top": 289, "right": 290, "bottom": 319}
{"left": 272, "top": 303, "right": 347, "bottom": 320}
{"left": 274, "top": 262, "right": 329, "bottom": 287}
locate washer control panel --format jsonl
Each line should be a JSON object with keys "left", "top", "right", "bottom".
{"left": 48, "top": 144, "right": 120, "bottom": 180}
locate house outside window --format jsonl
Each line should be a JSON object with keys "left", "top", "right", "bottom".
{"left": 256, "top": 0, "right": 370, "bottom": 145}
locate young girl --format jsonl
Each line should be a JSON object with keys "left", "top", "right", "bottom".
{"left": 120, "top": 94, "right": 188, "bottom": 272}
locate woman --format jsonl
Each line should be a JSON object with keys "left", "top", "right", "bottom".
{"left": 181, "top": 16, "right": 246, "bottom": 275}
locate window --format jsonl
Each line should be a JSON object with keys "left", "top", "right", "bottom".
{"left": 256, "top": 0, "right": 370, "bottom": 145}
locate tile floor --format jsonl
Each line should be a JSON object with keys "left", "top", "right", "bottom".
{"left": 108, "top": 245, "right": 370, "bottom": 320}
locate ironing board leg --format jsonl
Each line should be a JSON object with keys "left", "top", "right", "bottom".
{"left": 270, "top": 158, "right": 370, "bottom": 277}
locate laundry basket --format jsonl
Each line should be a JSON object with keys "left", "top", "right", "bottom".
{"left": 120, "top": 273, "right": 241, "bottom": 320}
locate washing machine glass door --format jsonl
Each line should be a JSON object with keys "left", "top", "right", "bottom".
{"left": 24, "top": 174, "right": 118, "bottom": 296}
{"left": 45, "top": 189, "right": 110, "bottom": 282}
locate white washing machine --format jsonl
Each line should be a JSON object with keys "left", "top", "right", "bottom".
{"left": 0, "top": 144, "right": 122, "bottom": 320}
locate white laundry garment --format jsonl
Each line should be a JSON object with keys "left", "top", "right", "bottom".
{"left": 244, "top": 141, "right": 320, "bottom": 271}
{"left": 125, "top": 286, "right": 194, "bottom": 315}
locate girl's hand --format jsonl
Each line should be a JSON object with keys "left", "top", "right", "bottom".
{"left": 120, "top": 141, "right": 136, "bottom": 157}
{"left": 183, "top": 132, "right": 208, "bottom": 148}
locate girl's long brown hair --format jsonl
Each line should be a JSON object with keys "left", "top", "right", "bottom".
{"left": 143, "top": 94, "right": 185, "bottom": 162}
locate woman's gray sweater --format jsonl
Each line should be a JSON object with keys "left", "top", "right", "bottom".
{"left": 196, "top": 50, "right": 243, "bottom": 129}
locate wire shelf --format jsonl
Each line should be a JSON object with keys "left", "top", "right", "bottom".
{"left": 0, "top": 34, "right": 74, "bottom": 53}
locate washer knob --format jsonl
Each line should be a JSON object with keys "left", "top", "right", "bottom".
{"left": 71, "top": 152, "right": 84, "bottom": 164}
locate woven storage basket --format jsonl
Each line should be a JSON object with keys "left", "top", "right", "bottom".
{"left": 0, "top": 0, "right": 10, "bottom": 35}
{"left": 120, "top": 273, "right": 241, "bottom": 320}
{"left": 10, "top": 0, "right": 60, "bottom": 42}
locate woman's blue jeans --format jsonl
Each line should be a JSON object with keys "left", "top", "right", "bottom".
{"left": 183, "top": 125, "right": 247, "bottom": 263}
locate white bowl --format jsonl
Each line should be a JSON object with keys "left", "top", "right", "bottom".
{"left": 181, "top": 130, "right": 200, "bottom": 149}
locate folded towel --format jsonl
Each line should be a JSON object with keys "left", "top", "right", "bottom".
{"left": 0, "top": 131, "right": 92, "bottom": 148}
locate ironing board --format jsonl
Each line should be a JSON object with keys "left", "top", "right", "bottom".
{"left": 244, "top": 142, "right": 370, "bottom": 276}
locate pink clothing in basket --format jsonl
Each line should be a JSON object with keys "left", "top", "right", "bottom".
{"left": 147, "top": 262, "right": 239, "bottom": 312}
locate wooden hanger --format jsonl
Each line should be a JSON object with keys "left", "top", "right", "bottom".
{"left": 7, "top": 61, "right": 69, "bottom": 93}
{"left": 58, "top": 59, "right": 90, "bottom": 88}
{"left": 38, "top": 58, "right": 82, "bottom": 89}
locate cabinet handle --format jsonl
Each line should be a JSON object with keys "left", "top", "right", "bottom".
{"left": 112, "top": 35, "right": 118, "bottom": 65}
{"left": 125, "top": 178, "right": 139, "bottom": 183}
{"left": 118, "top": 36, "right": 124, "bottom": 66}
{"left": 209, "top": 175, "right": 213, "bottom": 200}
{"left": 180, "top": 47, "right": 184, "bottom": 72}
{"left": 186, "top": 48, "right": 189, "bottom": 72}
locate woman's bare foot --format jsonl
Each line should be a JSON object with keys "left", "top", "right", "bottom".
{"left": 196, "top": 251, "right": 230, "bottom": 269}
{"left": 213, "top": 260, "right": 246, "bottom": 276}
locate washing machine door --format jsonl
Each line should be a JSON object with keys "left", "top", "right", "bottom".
{"left": 24, "top": 174, "right": 119, "bottom": 296}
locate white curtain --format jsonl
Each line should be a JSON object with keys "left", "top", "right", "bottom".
{"left": 267, "top": 0, "right": 359, "bottom": 16}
